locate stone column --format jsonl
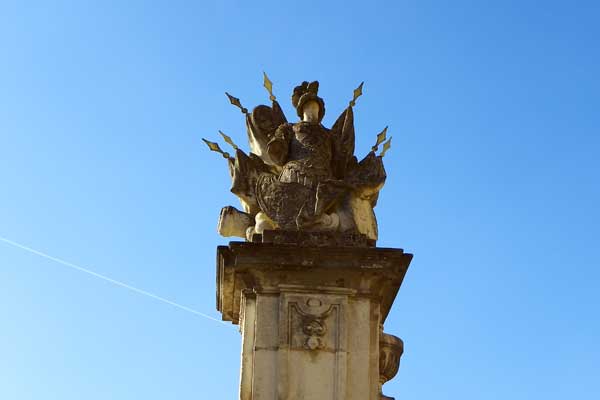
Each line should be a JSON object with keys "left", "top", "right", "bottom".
{"left": 217, "top": 242, "right": 412, "bottom": 400}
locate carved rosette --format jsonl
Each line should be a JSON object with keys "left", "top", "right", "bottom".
{"left": 379, "top": 332, "right": 404, "bottom": 400}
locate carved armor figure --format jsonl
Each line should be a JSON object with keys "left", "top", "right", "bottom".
{"left": 204, "top": 76, "right": 392, "bottom": 245}
{"left": 270, "top": 122, "right": 334, "bottom": 188}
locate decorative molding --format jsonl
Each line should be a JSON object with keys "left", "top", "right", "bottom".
{"left": 287, "top": 299, "right": 338, "bottom": 351}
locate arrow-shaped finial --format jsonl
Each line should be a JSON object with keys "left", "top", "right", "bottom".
{"left": 349, "top": 81, "right": 364, "bottom": 107}
{"left": 263, "top": 72, "right": 276, "bottom": 101}
{"left": 202, "top": 138, "right": 231, "bottom": 160}
{"left": 219, "top": 130, "right": 238, "bottom": 150}
{"left": 379, "top": 137, "right": 392, "bottom": 157}
{"left": 371, "top": 126, "right": 388, "bottom": 152}
{"left": 225, "top": 92, "right": 248, "bottom": 114}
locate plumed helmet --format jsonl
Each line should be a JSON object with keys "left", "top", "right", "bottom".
{"left": 291, "top": 81, "right": 326, "bottom": 122}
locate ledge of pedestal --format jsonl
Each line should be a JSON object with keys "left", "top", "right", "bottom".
{"left": 216, "top": 241, "right": 412, "bottom": 325}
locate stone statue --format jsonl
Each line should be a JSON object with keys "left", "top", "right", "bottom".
{"left": 204, "top": 74, "right": 393, "bottom": 245}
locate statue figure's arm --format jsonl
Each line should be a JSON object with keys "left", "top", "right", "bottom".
{"left": 267, "top": 123, "right": 293, "bottom": 166}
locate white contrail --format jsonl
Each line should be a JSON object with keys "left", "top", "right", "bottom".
{"left": 0, "top": 235, "right": 232, "bottom": 327}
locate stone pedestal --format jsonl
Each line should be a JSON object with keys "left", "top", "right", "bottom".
{"left": 217, "top": 242, "right": 412, "bottom": 400}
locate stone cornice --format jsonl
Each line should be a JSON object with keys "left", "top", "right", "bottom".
{"left": 217, "top": 242, "right": 413, "bottom": 325}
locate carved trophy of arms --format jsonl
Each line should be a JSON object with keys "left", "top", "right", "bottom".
{"left": 203, "top": 74, "right": 394, "bottom": 245}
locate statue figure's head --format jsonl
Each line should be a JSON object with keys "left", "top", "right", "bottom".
{"left": 292, "top": 81, "right": 325, "bottom": 123}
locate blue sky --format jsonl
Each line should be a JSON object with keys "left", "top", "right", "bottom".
{"left": 1, "top": 1, "right": 598, "bottom": 399}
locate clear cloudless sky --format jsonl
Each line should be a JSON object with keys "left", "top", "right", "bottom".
{"left": 1, "top": 1, "right": 598, "bottom": 399}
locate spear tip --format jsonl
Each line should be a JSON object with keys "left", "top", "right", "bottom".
{"left": 349, "top": 81, "right": 364, "bottom": 107}
{"left": 225, "top": 92, "right": 248, "bottom": 114}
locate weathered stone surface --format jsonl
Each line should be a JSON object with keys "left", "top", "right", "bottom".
{"left": 204, "top": 77, "right": 394, "bottom": 244}
{"left": 207, "top": 76, "right": 411, "bottom": 400}
{"left": 217, "top": 206, "right": 253, "bottom": 238}
{"left": 257, "top": 229, "right": 374, "bottom": 248}
{"left": 217, "top": 242, "right": 412, "bottom": 325}
{"left": 216, "top": 242, "right": 412, "bottom": 400}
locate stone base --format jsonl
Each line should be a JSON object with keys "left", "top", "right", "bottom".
{"left": 217, "top": 242, "right": 412, "bottom": 400}
{"left": 254, "top": 229, "right": 375, "bottom": 248}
